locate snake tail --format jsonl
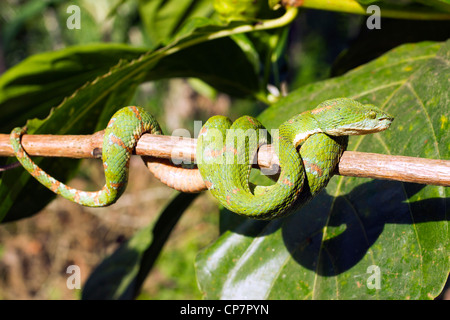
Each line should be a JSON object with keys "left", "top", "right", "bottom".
{"left": 10, "top": 106, "right": 162, "bottom": 207}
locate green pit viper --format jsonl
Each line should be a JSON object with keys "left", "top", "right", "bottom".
{"left": 10, "top": 98, "right": 393, "bottom": 220}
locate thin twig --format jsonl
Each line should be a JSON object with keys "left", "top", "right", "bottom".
{"left": 0, "top": 161, "right": 21, "bottom": 172}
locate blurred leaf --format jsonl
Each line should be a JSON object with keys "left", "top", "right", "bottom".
{"left": 355, "top": 0, "right": 381, "bottom": 3}
{"left": 196, "top": 40, "right": 450, "bottom": 299}
{"left": 146, "top": 36, "right": 262, "bottom": 97}
{"left": 82, "top": 192, "right": 198, "bottom": 300}
{"left": 0, "top": 43, "right": 147, "bottom": 132}
{"left": 214, "top": 0, "right": 267, "bottom": 22}
{"left": 138, "top": 0, "right": 215, "bottom": 48}
{"left": 1, "top": 0, "right": 66, "bottom": 52}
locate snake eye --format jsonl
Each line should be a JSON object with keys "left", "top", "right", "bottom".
{"left": 368, "top": 111, "right": 377, "bottom": 119}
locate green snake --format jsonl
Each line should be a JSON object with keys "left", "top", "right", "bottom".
{"left": 10, "top": 98, "right": 393, "bottom": 220}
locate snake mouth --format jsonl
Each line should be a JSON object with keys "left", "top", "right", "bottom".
{"left": 378, "top": 116, "right": 394, "bottom": 126}
{"left": 373, "top": 118, "right": 394, "bottom": 132}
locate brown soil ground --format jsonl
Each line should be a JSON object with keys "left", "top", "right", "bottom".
{"left": 0, "top": 157, "right": 219, "bottom": 300}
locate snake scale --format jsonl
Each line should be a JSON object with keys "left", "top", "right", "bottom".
{"left": 10, "top": 98, "right": 393, "bottom": 220}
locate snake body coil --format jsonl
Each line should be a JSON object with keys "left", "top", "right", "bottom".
{"left": 10, "top": 98, "right": 393, "bottom": 219}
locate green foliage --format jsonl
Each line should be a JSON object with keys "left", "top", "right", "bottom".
{"left": 0, "top": 0, "right": 448, "bottom": 300}
{"left": 214, "top": 0, "right": 273, "bottom": 22}
{"left": 81, "top": 192, "right": 198, "bottom": 299}
{"left": 0, "top": 8, "right": 289, "bottom": 222}
{"left": 138, "top": 0, "right": 215, "bottom": 48}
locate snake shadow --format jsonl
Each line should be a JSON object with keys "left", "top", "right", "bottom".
{"left": 225, "top": 179, "right": 448, "bottom": 277}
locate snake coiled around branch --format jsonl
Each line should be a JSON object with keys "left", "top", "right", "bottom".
{"left": 10, "top": 98, "right": 393, "bottom": 220}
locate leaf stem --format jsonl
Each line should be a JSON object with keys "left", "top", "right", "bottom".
{"left": 298, "top": 0, "right": 450, "bottom": 20}
{"left": 163, "top": 6, "right": 299, "bottom": 57}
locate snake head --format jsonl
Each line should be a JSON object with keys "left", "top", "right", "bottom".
{"left": 360, "top": 104, "right": 394, "bottom": 133}
{"left": 319, "top": 98, "right": 394, "bottom": 136}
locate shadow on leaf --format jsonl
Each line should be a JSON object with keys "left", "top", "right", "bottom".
{"left": 224, "top": 179, "right": 448, "bottom": 277}
{"left": 282, "top": 180, "right": 448, "bottom": 276}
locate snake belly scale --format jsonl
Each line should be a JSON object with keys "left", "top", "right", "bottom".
{"left": 10, "top": 98, "right": 393, "bottom": 219}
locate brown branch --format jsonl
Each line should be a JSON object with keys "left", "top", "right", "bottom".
{"left": 0, "top": 132, "right": 449, "bottom": 187}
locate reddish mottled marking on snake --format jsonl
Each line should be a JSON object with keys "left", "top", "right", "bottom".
{"left": 110, "top": 182, "right": 125, "bottom": 190}
{"left": 303, "top": 160, "right": 324, "bottom": 177}
{"left": 204, "top": 180, "right": 213, "bottom": 189}
{"left": 50, "top": 180, "right": 60, "bottom": 192}
{"left": 109, "top": 134, "right": 133, "bottom": 154}
{"left": 205, "top": 148, "right": 222, "bottom": 158}
{"left": 310, "top": 105, "right": 334, "bottom": 115}
{"left": 16, "top": 148, "right": 24, "bottom": 158}
{"left": 282, "top": 178, "right": 294, "bottom": 187}
{"left": 129, "top": 106, "right": 139, "bottom": 117}
{"left": 246, "top": 116, "right": 257, "bottom": 125}
{"left": 205, "top": 145, "right": 232, "bottom": 158}
{"left": 93, "top": 192, "right": 101, "bottom": 205}
{"left": 31, "top": 165, "right": 42, "bottom": 178}
{"left": 107, "top": 116, "right": 117, "bottom": 127}
{"left": 199, "top": 126, "right": 208, "bottom": 136}
{"left": 73, "top": 191, "right": 80, "bottom": 203}
{"left": 129, "top": 106, "right": 148, "bottom": 141}
{"left": 227, "top": 146, "right": 238, "bottom": 155}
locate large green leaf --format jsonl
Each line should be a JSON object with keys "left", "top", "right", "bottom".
{"left": 196, "top": 40, "right": 450, "bottom": 299}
